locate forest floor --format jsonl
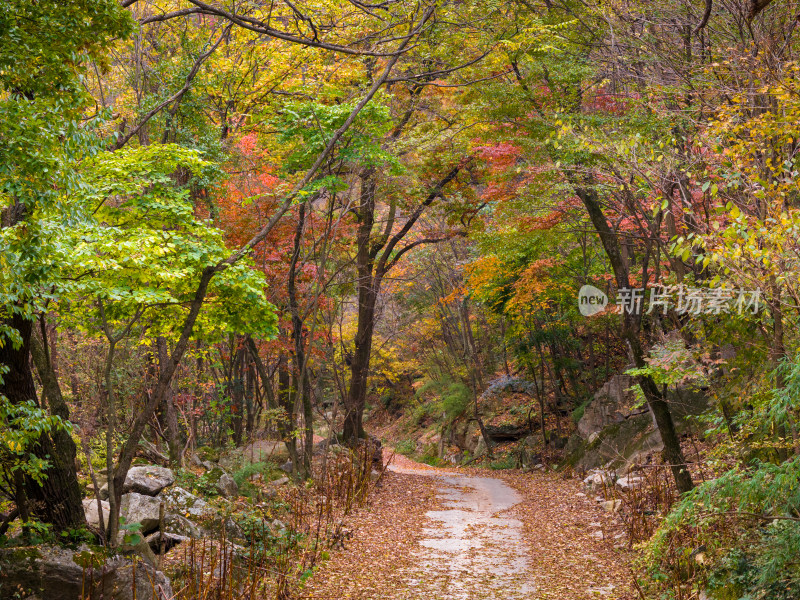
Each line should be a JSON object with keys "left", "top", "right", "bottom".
{"left": 301, "top": 452, "right": 636, "bottom": 600}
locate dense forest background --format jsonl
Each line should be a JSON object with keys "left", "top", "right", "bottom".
{"left": 2, "top": 0, "right": 800, "bottom": 598}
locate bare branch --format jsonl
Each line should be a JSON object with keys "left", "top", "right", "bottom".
{"left": 184, "top": 0, "right": 418, "bottom": 56}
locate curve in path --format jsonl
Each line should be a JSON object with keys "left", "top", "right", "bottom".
{"left": 389, "top": 459, "right": 536, "bottom": 599}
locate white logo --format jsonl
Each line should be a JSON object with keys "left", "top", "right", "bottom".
{"left": 578, "top": 285, "right": 608, "bottom": 316}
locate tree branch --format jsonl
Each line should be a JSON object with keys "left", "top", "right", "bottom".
{"left": 376, "top": 157, "right": 470, "bottom": 276}
{"left": 113, "top": 26, "right": 229, "bottom": 150}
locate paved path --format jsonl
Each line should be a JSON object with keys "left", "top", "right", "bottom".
{"left": 302, "top": 452, "right": 633, "bottom": 600}
{"left": 389, "top": 460, "right": 536, "bottom": 599}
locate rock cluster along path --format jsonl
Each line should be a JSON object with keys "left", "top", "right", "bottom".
{"left": 303, "top": 453, "right": 634, "bottom": 600}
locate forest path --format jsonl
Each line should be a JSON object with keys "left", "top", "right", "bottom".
{"left": 301, "top": 452, "right": 634, "bottom": 600}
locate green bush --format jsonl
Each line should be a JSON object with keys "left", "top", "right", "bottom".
{"left": 232, "top": 461, "right": 271, "bottom": 487}
{"left": 394, "top": 439, "right": 415, "bottom": 456}
{"left": 488, "top": 454, "right": 516, "bottom": 470}
{"left": 440, "top": 381, "right": 471, "bottom": 421}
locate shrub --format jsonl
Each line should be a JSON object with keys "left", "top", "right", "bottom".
{"left": 394, "top": 439, "right": 415, "bottom": 456}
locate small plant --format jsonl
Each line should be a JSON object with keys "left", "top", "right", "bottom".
{"left": 489, "top": 454, "right": 516, "bottom": 470}
{"left": 394, "top": 439, "right": 415, "bottom": 456}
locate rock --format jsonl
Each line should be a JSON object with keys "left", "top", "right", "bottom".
{"left": 0, "top": 545, "right": 172, "bottom": 600}
{"left": 463, "top": 422, "right": 482, "bottom": 454}
{"left": 120, "top": 492, "right": 162, "bottom": 534}
{"left": 216, "top": 472, "right": 239, "bottom": 498}
{"left": 124, "top": 465, "right": 175, "bottom": 496}
{"left": 474, "top": 435, "right": 488, "bottom": 458}
{"left": 577, "top": 374, "right": 637, "bottom": 439}
{"left": 270, "top": 518, "right": 286, "bottom": 533}
{"left": 100, "top": 466, "right": 175, "bottom": 499}
{"left": 600, "top": 499, "right": 621, "bottom": 513}
{"left": 583, "top": 469, "right": 614, "bottom": 488}
{"left": 163, "top": 513, "right": 201, "bottom": 538}
{"left": 83, "top": 498, "right": 110, "bottom": 529}
{"left": 160, "top": 486, "right": 213, "bottom": 520}
{"left": 146, "top": 531, "right": 189, "bottom": 554}
{"left": 367, "top": 435, "right": 383, "bottom": 465}
{"left": 616, "top": 475, "right": 644, "bottom": 490}
{"left": 235, "top": 440, "right": 290, "bottom": 464}
{"left": 271, "top": 476, "right": 289, "bottom": 486}
{"left": 279, "top": 460, "right": 293, "bottom": 474}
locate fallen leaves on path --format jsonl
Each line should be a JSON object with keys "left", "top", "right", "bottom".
{"left": 302, "top": 454, "right": 635, "bottom": 600}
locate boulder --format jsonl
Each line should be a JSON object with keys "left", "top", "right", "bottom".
{"left": 160, "top": 486, "right": 213, "bottom": 520}
{"left": 463, "top": 422, "right": 482, "bottom": 453}
{"left": 0, "top": 546, "right": 172, "bottom": 600}
{"left": 216, "top": 472, "right": 239, "bottom": 498}
{"left": 583, "top": 469, "right": 614, "bottom": 488}
{"left": 279, "top": 460, "right": 293, "bottom": 474}
{"left": 600, "top": 499, "right": 621, "bottom": 513}
{"left": 100, "top": 466, "right": 174, "bottom": 499}
{"left": 232, "top": 440, "right": 289, "bottom": 465}
{"left": 163, "top": 513, "right": 201, "bottom": 538}
{"left": 473, "top": 435, "right": 488, "bottom": 458}
{"left": 616, "top": 474, "right": 645, "bottom": 490}
{"left": 577, "top": 374, "right": 637, "bottom": 439}
{"left": 120, "top": 492, "right": 162, "bottom": 534}
{"left": 83, "top": 498, "right": 110, "bottom": 529}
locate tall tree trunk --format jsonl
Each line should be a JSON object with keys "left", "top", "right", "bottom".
{"left": 576, "top": 183, "right": 694, "bottom": 493}
{"left": 343, "top": 172, "right": 379, "bottom": 444}
{"left": 277, "top": 355, "right": 299, "bottom": 473}
{"left": 230, "top": 345, "right": 244, "bottom": 447}
{"left": 287, "top": 201, "right": 314, "bottom": 475}
{"left": 1, "top": 312, "right": 85, "bottom": 532}
{"left": 157, "top": 337, "right": 182, "bottom": 466}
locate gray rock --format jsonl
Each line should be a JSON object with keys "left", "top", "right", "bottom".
{"left": 616, "top": 474, "right": 644, "bottom": 490}
{"left": 279, "top": 460, "right": 293, "bottom": 474}
{"left": 160, "top": 486, "right": 213, "bottom": 520}
{"left": 601, "top": 499, "right": 621, "bottom": 513}
{"left": 124, "top": 465, "right": 175, "bottom": 495}
{"left": 0, "top": 545, "right": 172, "bottom": 600}
{"left": 583, "top": 469, "right": 614, "bottom": 488}
{"left": 270, "top": 476, "right": 289, "bottom": 486}
{"left": 163, "top": 513, "right": 201, "bottom": 538}
{"left": 232, "top": 440, "right": 289, "bottom": 465}
{"left": 100, "top": 465, "right": 175, "bottom": 498}
{"left": 120, "top": 492, "right": 162, "bottom": 534}
{"left": 216, "top": 472, "right": 239, "bottom": 497}
{"left": 83, "top": 498, "right": 110, "bottom": 529}
{"left": 578, "top": 374, "right": 637, "bottom": 439}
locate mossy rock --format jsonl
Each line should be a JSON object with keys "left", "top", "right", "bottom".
{"left": 196, "top": 446, "right": 220, "bottom": 462}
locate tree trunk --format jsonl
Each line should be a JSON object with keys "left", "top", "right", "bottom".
{"left": 157, "top": 337, "right": 182, "bottom": 466}
{"left": 576, "top": 183, "right": 694, "bottom": 493}
{"left": 1, "top": 313, "right": 85, "bottom": 532}
{"left": 343, "top": 173, "right": 379, "bottom": 444}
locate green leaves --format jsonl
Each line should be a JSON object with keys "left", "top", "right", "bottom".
{"left": 50, "top": 144, "right": 277, "bottom": 343}
{"left": 0, "top": 396, "right": 72, "bottom": 484}
{"left": 274, "top": 99, "right": 401, "bottom": 177}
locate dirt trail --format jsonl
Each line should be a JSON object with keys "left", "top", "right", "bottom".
{"left": 302, "top": 453, "right": 633, "bottom": 600}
